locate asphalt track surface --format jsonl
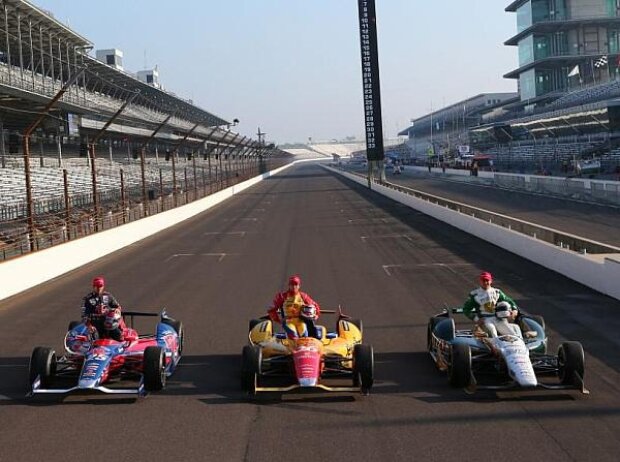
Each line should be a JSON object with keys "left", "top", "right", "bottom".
{"left": 1, "top": 162, "right": 620, "bottom": 461}
{"left": 353, "top": 165, "right": 620, "bottom": 248}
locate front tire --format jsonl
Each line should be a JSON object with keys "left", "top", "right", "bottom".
{"left": 29, "top": 347, "right": 57, "bottom": 388}
{"left": 558, "top": 341, "right": 585, "bottom": 385}
{"left": 241, "top": 345, "right": 261, "bottom": 395}
{"left": 353, "top": 344, "right": 374, "bottom": 394}
{"left": 143, "top": 346, "right": 166, "bottom": 391}
{"left": 448, "top": 343, "right": 472, "bottom": 388}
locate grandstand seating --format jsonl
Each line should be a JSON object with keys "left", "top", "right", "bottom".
{"left": 0, "top": 160, "right": 221, "bottom": 221}
{"left": 549, "top": 79, "right": 620, "bottom": 111}
{"left": 308, "top": 143, "right": 367, "bottom": 157}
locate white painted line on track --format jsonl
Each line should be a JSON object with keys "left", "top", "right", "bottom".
{"left": 382, "top": 265, "right": 401, "bottom": 276}
{"left": 222, "top": 217, "right": 258, "bottom": 221}
{"left": 165, "top": 253, "right": 195, "bottom": 262}
{"left": 348, "top": 218, "right": 392, "bottom": 224}
{"left": 166, "top": 253, "right": 237, "bottom": 262}
{"left": 201, "top": 253, "right": 236, "bottom": 262}
{"left": 382, "top": 263, "right": 472, "bottom": 276}
{"left": 361, "top": 234, "right": 413, "bottom": 242}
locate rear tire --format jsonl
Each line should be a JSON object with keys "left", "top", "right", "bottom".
{"left": 558, "top": 341, "right": 585, "bottom": 385}
{"left": 448, "top": 343, "right": 472, "bottom": 388}
{"left": 353, "top": 344, "right": 374, "bottom": 394}
{"left": 241, "top": 345, "right": 261, "bottom": 395}
{"left": 29, "top": 347, "right": 57, "bottom": 388}
{"left": 67, "top": 320, "right": 81, "bottom": 331}
{"left": 249, "top": 319, "right": 262, "bottom": 332}
{"left": 143, "top": 346, "right": 166, "bottom": 392}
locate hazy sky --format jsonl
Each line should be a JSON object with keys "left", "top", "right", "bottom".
{"left": 32, "top": 0, "right": 518, "bottom": 144}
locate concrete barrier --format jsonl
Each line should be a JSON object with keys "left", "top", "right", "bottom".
{"left": 0, "top": 159, "right": 323, "bottom": 302}
{"left": 325, "top": 165, "right": 620, "bottom": 301}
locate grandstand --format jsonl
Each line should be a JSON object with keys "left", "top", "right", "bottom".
{"left": 397, "top": 1, "right": 620, "bottom": 175}
{"left": 0, "top": 0, "right": 285, "bottom": 259}
{"left": 307, "top": 142, "right": 367, "bottom": 158}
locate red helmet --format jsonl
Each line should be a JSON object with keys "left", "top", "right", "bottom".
{"left": 92, "top": 276, "right": 105, "bottom": 288}
{"left": 288, "top": 275, "right": 301, "bottom": 286}
{"left": 479, "top": 271, "right": 493, "bottom": 282}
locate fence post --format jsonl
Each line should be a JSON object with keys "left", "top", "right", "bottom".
{"left": 171, "top": 150, "right": 177, "bottom": 207}
{"left": 140, "top": 147, "right": 147, "bottom": 214}
{"left": 120, "top": 168, "right": 126, "bottom": 224}
{"left": 63, "top": 168, "right": 71, "bottom": 241}
{"left": 184, "top": 167, "right": 188, "bottom": 203}
{"left": 192, "top": 154, "right": 197, "bottom": 201}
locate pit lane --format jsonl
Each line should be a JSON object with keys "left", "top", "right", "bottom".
{"left": 1, "top": 162, "right": 619, "bottom": 461}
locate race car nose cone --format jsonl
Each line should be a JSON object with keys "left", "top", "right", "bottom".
{"left": 78, "top": 378, "right": 99, "bottom": 389}
{"left": 298, "top": 378, "right": 318, "bottom": 387}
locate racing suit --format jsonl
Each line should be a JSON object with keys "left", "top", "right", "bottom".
{"left": 268, "top": 290, "right": 321, "bottom": 339}
{"left": 81, "top": 291, "right": 124, "bottom": 341}
{"left": 462, "top": 287, "right": 519, "bottom": 337}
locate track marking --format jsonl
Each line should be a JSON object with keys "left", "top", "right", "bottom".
{"left": 361, "top": 234, "right": 414, "bottom": 242}
{"left": 201, "top": 253, "right": 236, "bottom": 262}
{"left": 222, "top": 217, "right": 258, "bottom": 221}
{"left": 164, "top": 253, "right": 195, "bottom": 262}
{"left": 203, "top": 231, "right": 247, "bottom": 236}
{"left": 383, "top": 263, "right": 472, "bottom": 276}
{"left": 348, "top": 218, "right": 392, "bottom": 224}
{"left": 382, "top": 265, "right": 401, "bottom": 276}
{"left": 166, "top": 253, "right": 236, "bottom": 262}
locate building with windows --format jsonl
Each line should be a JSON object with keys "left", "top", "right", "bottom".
{"left": 137, "top": 68, "right": 160, "bottom": 88}
{"left": 505, "top": 0, "right": 620, "bottom": 109}
{"left": 397, "top": 93, "right": 517, "bottom": 159}
{"left": 95, "top": 48, "right": 123, "bottom": 71}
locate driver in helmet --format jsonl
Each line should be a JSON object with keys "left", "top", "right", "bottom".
{"left": 267, "top": 275, "right": 321, "bottom": 339}
{"left": 462, "top": 271, "right": 519, "bottom": 336}
{"left": 81, "top": 276, "right": 125, "bottom": 341}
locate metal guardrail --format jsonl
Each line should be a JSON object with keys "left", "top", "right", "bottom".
{"left": 494, "top": 173, "right": 620, "bottom": 207}
{"left": 338, "top": 167, "right": 620, "bottom": 255}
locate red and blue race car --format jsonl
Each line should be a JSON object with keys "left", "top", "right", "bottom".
{"left": 28, "top": 309, "right": 183, "bottom": 396}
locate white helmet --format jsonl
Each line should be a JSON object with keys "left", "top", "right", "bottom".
{"left": 495, "top": 301, "right": 512, "bottom": 318}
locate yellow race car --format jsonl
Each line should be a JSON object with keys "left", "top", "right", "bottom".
{"left": 241, "top": 309, "right": 374, "bottom": 395}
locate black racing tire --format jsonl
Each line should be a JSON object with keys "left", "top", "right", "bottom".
{"left": 347, "top": 318, "right": 363, "bottom": 335}
{"left": 558, "top": 341, "right": 585, "bottom": 385}
{"left": 249, "top": 319, "right": 262, "bottom": 332}
{"left": 143, "top": 346, "right": 166, "bottom": 392}
{"left": 241, "top": 345, "right": 261, "bottom": 394}
{"left": 353, "top": 344, "right": 374, "bottom": 394}
{"left": 67, "top": 320, "right": 81, "bottom": 331}
{"left": 448, "top": 343, "right": 472, "bottom": 388}
{"left": 29, "top": 347, "right": 57, "bottom": 388}
{"left": 163, "top": 319, "right": 184, "bottom": 355}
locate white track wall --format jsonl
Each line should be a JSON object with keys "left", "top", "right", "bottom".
{"left": 325, "top": 166, "right": 620, "bottom": 301}
{"left": 0, "top": 160, "right": 322, "bottom": 302}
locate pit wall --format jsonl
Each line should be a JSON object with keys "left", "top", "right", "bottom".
{"left": 0, "top": 159, "right": 322, "bottom": 302}
{"left": 326, "top": 166, "right": 620, "bottom": 301}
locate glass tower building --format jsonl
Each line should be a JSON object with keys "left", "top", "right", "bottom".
{"left": 505, "top": 0, "right": 620, "bottom": 108}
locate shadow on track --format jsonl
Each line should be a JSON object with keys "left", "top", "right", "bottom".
{"left": 1, "top": 352, "right": 587, "bottom": 406}
{"left": 325, "top": 168, "right": 620, "bottom": 375}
